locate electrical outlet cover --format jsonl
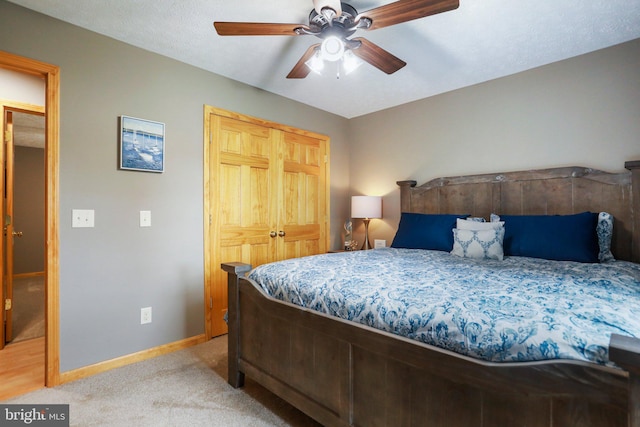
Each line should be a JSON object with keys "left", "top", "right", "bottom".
{"left": 140, "top": 210, "right": 151, "bottom": 227}
{"left": 72, "top": 209, "right": 95, "bottom": 228}
{"left": 141, "top": 307, "right": 152, "bottom": 324}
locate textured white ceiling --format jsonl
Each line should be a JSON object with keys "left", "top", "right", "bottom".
{"left": 7, "top": 0, "right": 640, "bottom": 118}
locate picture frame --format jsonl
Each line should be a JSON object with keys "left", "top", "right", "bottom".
{"left": 119, "top": 115, "right": 165, "bottom": 173}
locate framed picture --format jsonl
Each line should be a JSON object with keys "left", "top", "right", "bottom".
{"left": 119, "top": 115, "right": 165, "bottom": 172}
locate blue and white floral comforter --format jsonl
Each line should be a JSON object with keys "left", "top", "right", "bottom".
{"left": 248, "top": 248, "right": 640, "bottom": 366}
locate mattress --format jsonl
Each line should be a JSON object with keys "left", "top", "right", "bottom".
{"left": 248, "top": 248, "right": 640, "bottom": 366}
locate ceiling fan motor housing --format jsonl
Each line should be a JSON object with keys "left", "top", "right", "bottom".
{"left": 309, "top": 2, "right": 359, "bottom": 39}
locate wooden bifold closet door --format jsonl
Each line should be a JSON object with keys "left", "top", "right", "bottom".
{"left": 204, "top": 106, "right": 330, "bottom": 338}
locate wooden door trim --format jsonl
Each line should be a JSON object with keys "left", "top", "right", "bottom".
{"left": 206, "top": 106, "right": 330, "bottom": 140}
{"left": 5, "top": 110, "right": 15, "bottom": 343}
{"left": 0, "top": 51, "right": 60, "bottom": 387}
{"left": 203, "top": 107, "right": 212, "bottom": 339}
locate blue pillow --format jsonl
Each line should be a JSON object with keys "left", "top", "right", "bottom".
{"left": 391, "top": 213, "right": 469, "bottom": 251}
{"left": 498, "top": 212, "right": 599, "bottom": 263}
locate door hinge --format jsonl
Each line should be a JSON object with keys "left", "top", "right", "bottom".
{"left": 324, "top": 155, "right": 328, "bottom": 163}
{"left": 4, "top": 130, "right": 11, "bottom": 143}
{"left": 4, "top": 299, "right": 11, "bottom": 311}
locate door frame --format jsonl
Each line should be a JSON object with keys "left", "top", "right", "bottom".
{"left": 0, "top": 51, "right": 60, "bottom": 387}
{"left": 3, "top": 109, "right": 16, "bottom": 346}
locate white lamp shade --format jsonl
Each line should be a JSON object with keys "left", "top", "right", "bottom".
{"left": 351, "top": 196, "right": 382, "bottom": 219}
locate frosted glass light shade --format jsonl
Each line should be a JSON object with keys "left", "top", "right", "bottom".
{"left": 321, "top": 36, "right": 345, "bottom": 62}
{"left": 351, "top": 196, "right": 382, "bottom": 219}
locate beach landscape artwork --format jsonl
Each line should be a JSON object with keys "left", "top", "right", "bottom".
{"left": 119, "top": 115, "right": 165, "bottom": 172}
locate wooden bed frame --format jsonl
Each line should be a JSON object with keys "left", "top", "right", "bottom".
{"left": 223, "top": 161, "right": 640, "bottom": 427}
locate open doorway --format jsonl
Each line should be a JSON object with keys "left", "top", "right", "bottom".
{"left": 8, "top": 109, "right": 46, "bottom": 344}
{"left": 0, "top": 101, "right": 46, "bottom": 400}
{"left": 0, "top": 50, "right": 61, "bottom": 392}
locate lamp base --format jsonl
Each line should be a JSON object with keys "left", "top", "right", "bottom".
{"left": 360, "top": 219, "right": 372, "bottom": 250}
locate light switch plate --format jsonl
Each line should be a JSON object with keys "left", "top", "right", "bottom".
{"left": 140, "top": 210, "right": 151, "bottom": 227}
{"left": 72, "top": 209, "right": 95, "bottom": 228}
{"left": 374, "top": 239, "right": 386, "bottom": 249}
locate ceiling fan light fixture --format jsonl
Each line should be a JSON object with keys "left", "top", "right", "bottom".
{"left": 342, "top": 50, "right": 362, "bottom": 74}
{"left": 305, "top": 51, "right": 325, "bottom": 74}
{"left": 320, "top": 36, "right": 345, "bottom": 62}
{"left": 215, "top": 0, "right": 461, "bottom": 80}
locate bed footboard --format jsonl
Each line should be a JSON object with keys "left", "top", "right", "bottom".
{"left": 222, "top": 262, "right": 637, "bottom": 427}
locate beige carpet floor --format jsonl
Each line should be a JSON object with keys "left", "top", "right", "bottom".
{"left": 3, "top": 337, "right": 322, "bottom": 426}
{"left": 10, "top": 275, "right": 45, "bottom": 343}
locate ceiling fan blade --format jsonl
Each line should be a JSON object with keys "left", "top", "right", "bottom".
{"left": 358, "top": 0, "right": 459, "bottom": 31}
{"left": 287, "top": 44, "right": 321, "bottom": 79}
{"left": 350, "top": 37, "right": 406, "bottom": 74}
{"left": 214, "top": 22, "right": 309, "bottom": 36}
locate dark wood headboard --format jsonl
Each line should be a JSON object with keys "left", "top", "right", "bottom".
{"left": 398, "top": 161, "right": 640, "bottom": 263}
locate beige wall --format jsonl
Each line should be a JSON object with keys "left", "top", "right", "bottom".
{"left": 0, "top": 1, "right": 350, "bottom": 371}
{"left": 1, "top": 0, "right": 639, "bottom": 371}
{"left": 348, "top": 38, "right": 640, "bottom": 246}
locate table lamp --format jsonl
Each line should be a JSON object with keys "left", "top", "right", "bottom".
{"left": 351, "top": 195, "right": 382, "bottom": 250}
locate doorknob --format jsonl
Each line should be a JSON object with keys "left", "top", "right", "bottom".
{"left": 269, "top": 231, "right": 277, "bottom": 238}
{"left": 278, "top": 230, "right": 286, "bottom": 237}
{"left": 12, "top": 231, "right": 23, "bottom": 237}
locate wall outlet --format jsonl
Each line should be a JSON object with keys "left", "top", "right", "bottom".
{"left": 141, "top": 307, "right": 152, "bottom": 324}
{"left": 374, "top": 239, "right": 386, "bottom": 249}
{"left": 140, "top": 210, "right": 151, "bottom": 227}
{"left": 72, "top": 209, "right": 95, "bottom": 228}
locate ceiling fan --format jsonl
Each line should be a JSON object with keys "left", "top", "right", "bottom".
{"left": 214, "top": 0, "right": 460, "bottom": 79}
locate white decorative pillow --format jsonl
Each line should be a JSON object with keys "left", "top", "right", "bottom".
{"left": 451, "top": 227, "right": 505, "bottom": 260}
{"left": 457, "top": 218, "right": 504, "bottom": 230}
{"left": 466, "top": 217, "right": 486, "bottom": 222}
{"left": 597, "top": 212, "right": 615, "bottom": 262}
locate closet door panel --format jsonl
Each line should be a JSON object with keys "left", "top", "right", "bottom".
{"left": 210, "top": 115, "right": 277, "bottom": 337}
{"left": 279, "top": 132, "right": 327, "bottom": 259}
